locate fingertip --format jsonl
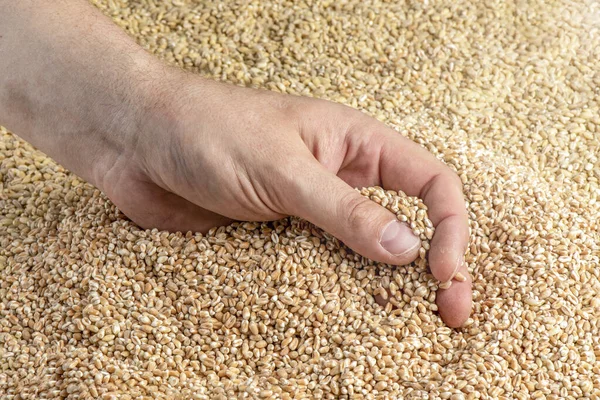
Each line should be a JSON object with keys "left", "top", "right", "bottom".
{"left": 436, "top": 268, "right": 473, "bottom": 328}
{"left": 434, "top": 253, "right": 464, "bottom": 283}
{"left": 428, "top": 215, "right": 469, "bottom": 282}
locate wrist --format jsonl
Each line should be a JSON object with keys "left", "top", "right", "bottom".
{"left": 89, "top": 57, "right": 176, "bottom": 191}
{"left": 0, "top": 0, "right": 183, "bottom": 194}
{"left": 125, "top": 71, "right": 222, "bottom": 189}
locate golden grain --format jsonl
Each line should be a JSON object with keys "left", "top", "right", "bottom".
{"left": 1, "top": 0, "right": 599, "bottom": 398}
{"left": 454, "top": 272, "right": 467, "bottom": 282}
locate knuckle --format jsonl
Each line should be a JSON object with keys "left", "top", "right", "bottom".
{"left": 271, "top": 157, "right": 317, "bottom": 214}
{"left": 446, "top": 169, "right": 464, "bottom": 188}
{"left": 341, "top": 195, "right": 376, "bottom": 232}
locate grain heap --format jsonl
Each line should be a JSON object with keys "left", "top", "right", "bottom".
{"left": 1, "top": 0, "right": 599, "bottom": 399}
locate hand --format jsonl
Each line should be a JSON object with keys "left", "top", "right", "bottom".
{"left": 99, "top": 74, "right": 472, "bottom": 327}
{"left": 0, "top": 0, "right": 471, "bottom": 327}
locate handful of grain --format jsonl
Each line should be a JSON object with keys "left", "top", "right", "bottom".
{"left": 359, "top": 186, "right": 466, "bottom": 310}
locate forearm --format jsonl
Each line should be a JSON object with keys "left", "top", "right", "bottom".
{"left": 0, "top": 0, "right": 165, "bottom": 186}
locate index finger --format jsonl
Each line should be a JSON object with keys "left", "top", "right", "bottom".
{"left": 376, "top": 130, "right": 469, "bottom": 275}
{"left": 375, "top": 128, "right": 472, "bottom": 326}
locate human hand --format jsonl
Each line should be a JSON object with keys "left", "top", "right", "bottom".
{"left": 100, "top": 75, "right": 472, "bottom": 327}
{"left": 0, "top": 0, "right": 471, "bottom": 327}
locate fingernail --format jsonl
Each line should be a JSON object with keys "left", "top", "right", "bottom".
{"left": 380, "top": 221, "right": 421, "bottom": 256}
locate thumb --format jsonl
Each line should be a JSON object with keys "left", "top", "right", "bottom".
{"left": 288, "top": 163, "right": 421, "bottom": 265}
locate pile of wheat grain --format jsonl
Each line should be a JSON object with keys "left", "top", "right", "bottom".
{"left": 1, "top": 0, "right": 599, "bottom": 399}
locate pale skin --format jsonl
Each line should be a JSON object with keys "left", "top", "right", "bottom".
{"left": 0, "top": 1, "right": 472, "bottom": 327}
